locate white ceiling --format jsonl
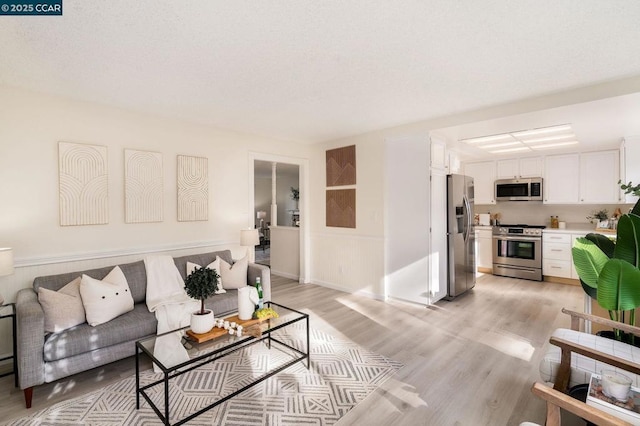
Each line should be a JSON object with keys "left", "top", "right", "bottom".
{"left": 1, "top": 1, "right": 640, "bottom": 143}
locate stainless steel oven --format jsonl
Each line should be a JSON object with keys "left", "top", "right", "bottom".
{"left": 492, "top": 224, "right": 544, "bottom": 281}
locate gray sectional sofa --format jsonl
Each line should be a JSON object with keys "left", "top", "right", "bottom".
{"left": 15, "top": 249, "right": 270, "bottom": 408}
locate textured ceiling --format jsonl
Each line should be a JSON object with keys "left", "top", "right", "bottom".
{"left": 1, "top": 1, "right": 640, "bottom": 143}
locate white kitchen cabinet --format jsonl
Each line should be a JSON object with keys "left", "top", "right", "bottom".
{"left": 519, "top": 157, "right": 543, "bottom": 177}
{"left": 430, "top": 138, "right": 447, "bottom": 171}
{"left": 496, "top": 157, "right": 543, "bottom": 179}
{"left": 579, "top": 150, "right": 620, "bottom": 203}
{"left": 464, "top": 161, "right": 496, "bottom": 204}
{"left": 475, "top": 227, "right": 493, "bottom": 272}
{"left": 542, "top": 232, "right": 572, "bottom": 278}
{"left": 622, "top": 136, "right": 640, "bottom": 204}
{"left": 544, "top": 154, "right": 580, "bottom": 204}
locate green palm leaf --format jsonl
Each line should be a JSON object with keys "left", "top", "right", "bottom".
{"left": 597, "top": 259, "right": 640, "bottom": 312}
{"left": 584, "top": 233, "right": 615, "bottom": 258}
{"left": 614, "top": 213, "right": 640, "bottom": 267}
{"left": 572, "top": 238, "right": 609, "bottom": 289}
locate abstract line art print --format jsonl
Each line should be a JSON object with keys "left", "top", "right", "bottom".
{"left": 177, "top": 155, "right": 208, "bottom": 221}
{"left": 58, "top": 142, "right": 109, "bottom": 226}
{"left": 125, "top": 149, "right": 163, "bottom": 223}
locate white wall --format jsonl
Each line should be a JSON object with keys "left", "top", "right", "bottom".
{"left": 0, "top": 85, "right": 310, "bottom": 356}
{"left": 384, "top": 136, "right": 431, "bottom": 304}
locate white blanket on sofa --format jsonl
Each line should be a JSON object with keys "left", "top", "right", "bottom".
{"left": 144, "top": 255, "right": 199, "bottom": 372}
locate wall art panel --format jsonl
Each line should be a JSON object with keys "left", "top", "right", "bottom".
{"left": 177, "top": 155, "right": 208, "bottom": 221}
{"left": 326, "top": 145, "right": 356, "bottom": 186}
{"left": 58, "top": 142, "right": 109, "bottom": 226}
{"left": 326, "top": 189, "right": 356, "bottom": 228}
{"left": 125, "top": 149, "right": 163, "bottom": 223}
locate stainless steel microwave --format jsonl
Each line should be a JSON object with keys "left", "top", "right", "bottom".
{"left": 495, "top": 177, "right": 543, "bottom": 201}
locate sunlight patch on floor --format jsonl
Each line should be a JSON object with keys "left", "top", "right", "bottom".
{"left": 459, "top": 327, "right": 535, "bottom": 362}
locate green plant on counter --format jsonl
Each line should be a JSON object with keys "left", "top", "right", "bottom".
{"left": 573, "top": 181, "right": 640, "bottom": 341}
{"left": 586, "top": 209, "right": 609, "bottom": 223}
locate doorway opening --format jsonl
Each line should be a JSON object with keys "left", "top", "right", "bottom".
{"left": 248, "top": 152, "right": 309, "bottom": 284}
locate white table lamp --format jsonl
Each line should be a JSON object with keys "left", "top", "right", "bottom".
{"left": 240, "top": 229, "right": 260, "bottom": 263}
{"left": 257, "top": 211, "right": 267, "bottom": 229}
{"left": 0, "top": 248, "right": 14, "bottom": 306}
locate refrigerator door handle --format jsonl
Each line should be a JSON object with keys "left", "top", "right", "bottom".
{"left": 462, "top": 195, "right": 471, "bottom": 242}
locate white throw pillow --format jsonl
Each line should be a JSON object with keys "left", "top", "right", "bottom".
{"left": 186, "top": 259, "right": 226, "bottom": 294}
{"left": 80, "top": 266, "right": 135, "bottom": 326}
{"left": 217, "top": 255, "right": 248, "bottom": 289}
{"left": 38, "top": 277, "right": 86, "bottom": 333}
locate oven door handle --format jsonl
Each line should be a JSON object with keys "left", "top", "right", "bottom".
{"left": 492, "top": 235, "right": 541, "bottom": 242}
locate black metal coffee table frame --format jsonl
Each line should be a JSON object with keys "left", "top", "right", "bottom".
{"left": 135, "top": 302, "right": 309, "bottom": 426}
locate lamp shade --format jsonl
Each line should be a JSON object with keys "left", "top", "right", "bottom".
{"left": 256, "top": 211, "right": 267, "bottom": 219}
{"left": 240, "top": 229, "right": 260, "bottom": 247}
{"left": 0, "top": 248, "right": 14, "bottom": 276}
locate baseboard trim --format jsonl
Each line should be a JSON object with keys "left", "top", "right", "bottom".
{"left": 15, "top": 240, "right": 232, "bottom": 268}
{"left": 543, "top": 275, "right": 580, "bottom": 286}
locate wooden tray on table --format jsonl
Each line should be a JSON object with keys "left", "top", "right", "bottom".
{"left": 185, "top": 314, "right": 271, "bottom": 343}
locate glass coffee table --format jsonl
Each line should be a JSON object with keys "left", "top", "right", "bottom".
{"left": 135, "top": 302, "right": 309, "bottom": 426}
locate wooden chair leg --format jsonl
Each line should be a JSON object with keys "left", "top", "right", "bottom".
{"left": 553, "top": 347, "right": 572, "bottom": 392}
{"left": 546, "top": 400, "right": 562, "bottom": 426}
{"left": 24, "top": 387, "right": 33, "bottom": 408}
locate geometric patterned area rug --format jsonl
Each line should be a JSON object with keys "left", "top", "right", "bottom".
{"left": 5, "top": 324, "right": 403, "bottom": 426}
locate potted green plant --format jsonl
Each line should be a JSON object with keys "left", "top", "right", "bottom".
{"left": 184, "top": 266, "right": 220, "bottom": 334}
{"left": 572, "top": 182, "right": 640, "bottom": 342}
{"left": 586, "top": 209, "right": 609, "bottom": 228}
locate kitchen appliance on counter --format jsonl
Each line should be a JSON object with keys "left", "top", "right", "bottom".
{"left": 495, "top": 178, "right": 543, "bottom": 201}
{"left": 492, "top": 224, "right": 545, "bottom": 281}
{"left": 446, "top": 174, "right": 476, "bottom": 299}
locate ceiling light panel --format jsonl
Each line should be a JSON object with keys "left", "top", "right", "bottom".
{"left": 488, "top": 146, "right": 532, "bottom": 154}
{"left": 460, "top": 134, "right": 515, "bottom": 144}
{"left": 459, "top": 124, "right": 578, "bottom": 155}
{"left": 529, "top": 141, "right": 579, "bottom": 150}
{"left": 511, "top": 124, "right": 572, "bottom": 138}
{"left": 520, "top": 134, "right": 576, "bottom": 144}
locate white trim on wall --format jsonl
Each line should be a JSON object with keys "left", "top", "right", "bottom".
{"left": 14, "top": 239, "right": 232, "bottom": 268}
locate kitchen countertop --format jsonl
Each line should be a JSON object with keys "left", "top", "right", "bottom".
{"left": 542, "top": 223, "right": 615, "bottom": 235}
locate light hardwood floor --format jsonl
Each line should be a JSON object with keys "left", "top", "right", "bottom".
{"left": 0, "top": 273, "right": 584, "bottom": 425}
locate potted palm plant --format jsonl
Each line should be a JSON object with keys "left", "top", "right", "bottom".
{"left": 572, "top": 181, "right": 640, "bottom": 342}
{"left": 184, "top": 266, "right": 220, "bottom": 334}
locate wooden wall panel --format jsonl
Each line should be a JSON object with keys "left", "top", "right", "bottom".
{"left": 326, "top": 189, "right": 356, "bottom": 228}
{"left": 326, "top": 145, "right": 356, "bottom": 186}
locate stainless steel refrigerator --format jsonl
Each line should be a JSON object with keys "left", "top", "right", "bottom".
{"left": 446, "top": 174, "right": 476, "bottom": 299}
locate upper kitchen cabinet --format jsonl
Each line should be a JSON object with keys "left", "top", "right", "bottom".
{"left": 579, "top": 150, "right": 621, "bottom": 203}
{"left": 544, "top": 154, "right": 580, "bottom": 204}
{"left": 544, "top": 150, "right": 620, "bottom": 204}
{"left": 496, "top": 157, "right": 543, "bottom": 179}
{"left": 430, "top": 137, "right": 447, "bottom": 170}
{"left": 622, "top": 136, "right": 640, "bottom": 204}
{"left": 464, "top": 160, "right": 496, "bottom": 204}
{"left": 430, "top": 135, "right": 461, "bottom": 173}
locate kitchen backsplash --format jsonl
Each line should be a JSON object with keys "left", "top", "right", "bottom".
{"left": 474, "top": 202, "right": 632, "bottom": 227}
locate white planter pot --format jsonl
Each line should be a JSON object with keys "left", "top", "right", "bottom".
{"left": 190, "top": 310, "right": 214, "bottom": 334}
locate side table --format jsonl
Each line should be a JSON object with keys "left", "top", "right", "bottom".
{"left": 0, "top": 303, "right": 17, "bottom": 387}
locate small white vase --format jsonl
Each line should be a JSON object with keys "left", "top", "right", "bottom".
{"left": 190, "top": 310, "right": 214, "bottom": 334}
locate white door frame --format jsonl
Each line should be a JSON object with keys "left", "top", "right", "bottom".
{"left": 248, "top": 152, "right": 310, "bottom": 284}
